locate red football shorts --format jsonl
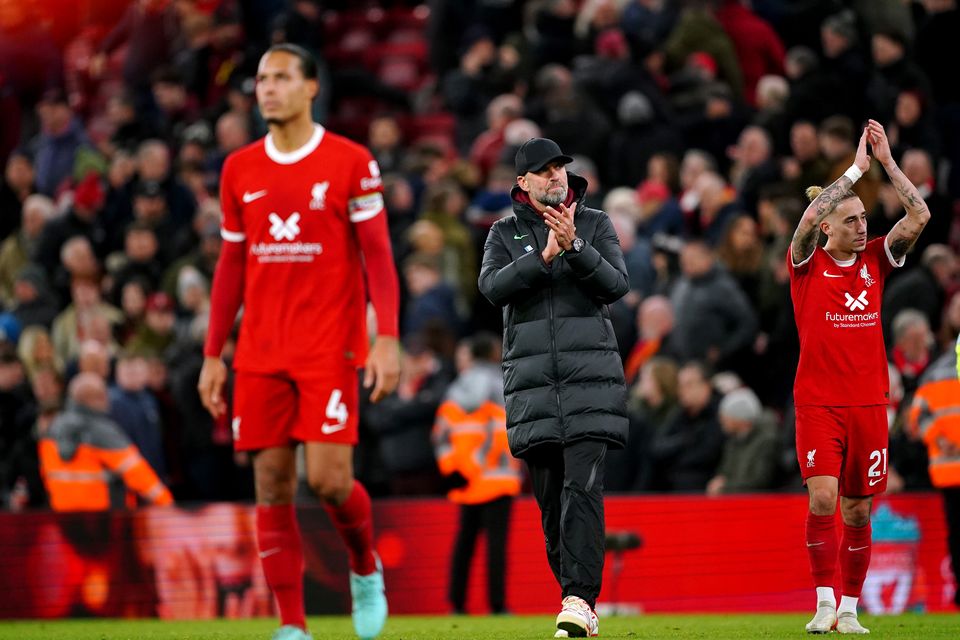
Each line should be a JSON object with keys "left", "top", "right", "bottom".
{"left": 795, "top": 404, "right": 889, "bottom": 496}
{"left": 232, "top": 366, "right": 359, "bottom": 451}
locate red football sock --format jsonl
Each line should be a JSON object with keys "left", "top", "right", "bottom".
{"left": 806, "top": 512, "right": 838, "bottom": 589}
{"left": 840, "top": 522, "right": 872, "bottom": 597}
{"left": 256, "top": 505, "right": 306, "bottom": 630}
{"left": 325, "top": 480, "right": 377, "bottom": 575}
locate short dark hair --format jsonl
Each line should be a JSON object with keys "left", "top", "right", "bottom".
{"left": 403, "top": 252, "right": 440, "bottom": 273}
{"left": 151, "top": 66, "right": 184, "bottom": 87}
{"left": 873, "top": 27, "right": 908, "bottom": 49}
{"left": 126, "top": 219, "right": 158, "bottom": 236}
{"left": 0, "top": 341, "right": 19, "bottom": 364}
{"left": 680, "top": 359, "right": 712, "bottom": 383}
{"left": 264, "top": 43, "right": 319, "bottom": 80}
{"left": 819, "top": 115, "right": 854, "bottom": 142}
{"left": 468, "top": 332, "right": 499, "bottom": 362}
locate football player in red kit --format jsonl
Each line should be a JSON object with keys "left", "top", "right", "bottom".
{"left": 198, "top": 44, "right": 399, "bottom": 640}
{"left": 789, "top": 120, "right": 930, "bottom": 634}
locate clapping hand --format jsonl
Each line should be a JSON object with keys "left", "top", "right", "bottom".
{"left": 853, "top": 127, "right": 872, "bottom": 174}
{"left": 866, "top": 119, "right": 893, "bottom": 167}
{"left": 544, "top": 202, "right": 577, "bottom": 251}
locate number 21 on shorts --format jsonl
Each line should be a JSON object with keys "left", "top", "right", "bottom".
{"left": 868, "top": 447, "right": 887, "bottom": 485}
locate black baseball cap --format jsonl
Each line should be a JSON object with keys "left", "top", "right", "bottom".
{"left": 515, "top": 138, "right": 573, "bottom": 175}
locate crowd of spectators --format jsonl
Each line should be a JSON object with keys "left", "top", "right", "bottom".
{"left": 1, "top": 0, "right": 959, "bottom": 509}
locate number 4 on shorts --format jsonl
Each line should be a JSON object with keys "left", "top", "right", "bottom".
{"left": 326, "top": 389, "right": 348, "bottom": 425}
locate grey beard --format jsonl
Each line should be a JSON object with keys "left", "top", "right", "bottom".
{"left": 539, "top": 187, "right": 567, "bottom": 207}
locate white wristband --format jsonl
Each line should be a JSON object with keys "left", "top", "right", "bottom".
{"left": 843, "top": 164, "right": 863, "bottom": 184}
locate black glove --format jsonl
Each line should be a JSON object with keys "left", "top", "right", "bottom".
{"left": 440, "top": 471, "right": 469, "bottom": 492}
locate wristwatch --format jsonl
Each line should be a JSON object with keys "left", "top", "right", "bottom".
{"left": 570, "top": 237, "right": 585, "bottom": 254}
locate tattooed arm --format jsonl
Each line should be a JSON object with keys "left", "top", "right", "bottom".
{"left": 867, "top": 119, "right": 931, "bottom": 262}
{"left": 791, "top": 128, "right": 872, "bottom": 265}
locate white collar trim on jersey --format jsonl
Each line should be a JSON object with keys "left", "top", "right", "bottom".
{"left": 825, "top": 250, "right": 856, "bottom": 268}
{"left": 265, "top": 124, "right": 324, "bottom": 165}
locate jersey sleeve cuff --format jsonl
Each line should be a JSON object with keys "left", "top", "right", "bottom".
{"left": 221, "top": 228, "right": 246, "bottom": 243}
{"left": 790, "top": 243, "right": 815, "bottom": 268}
{"left": 349, "top": 208, "right": 383, "bottom": 223}
{"left": 884, "top": 236, "right": 906, "bottom": 268}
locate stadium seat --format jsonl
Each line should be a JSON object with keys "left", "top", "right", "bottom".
{"left": 323, "top": 26, "right": 378, "bottom": 70}
{"left": 407, "top": 112, "right": 455, "bottom": 140}
{"left": 323, "top": 7, "right": 386, "bottom": 42}
{"left": 365, "top": 40, "right": 427, "bottom": 72}
{"left": 384, "top": 4, "right": 429, "bottom": 42}
{"left": 366, "top": 40, "right": 429, "bottom": 91}
{"left": 377, "top": 58, "right": 422, "bottom": 91}
{"left": 385, "top": 5, "right": 429, "bottom": 32}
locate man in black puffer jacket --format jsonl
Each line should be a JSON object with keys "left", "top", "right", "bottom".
{"left": 479, "top": 138, "right": 628, "bottom": 638}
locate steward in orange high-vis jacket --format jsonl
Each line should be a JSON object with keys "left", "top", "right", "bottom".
{"left": 432, "top": 334, "right": 520, "bottom": 614}
{"left": 39, "top": 373, "right": 172, "bottom": 511}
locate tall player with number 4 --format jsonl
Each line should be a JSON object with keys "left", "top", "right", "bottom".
{"left": 198, "top": 44, "right": 400, "bottom": 640}
{"left": 788, "top": 119, "right": 930, "bottom": 634}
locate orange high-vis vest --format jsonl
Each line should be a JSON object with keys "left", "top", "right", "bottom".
{"left": 433, "top": 399, "right": 521, "bottom": 505}
{"left": 38, "top": 404, "right": 173, "bottom": 511}
{"left": 907, "top": 352, "right": 960, "bottom": 489}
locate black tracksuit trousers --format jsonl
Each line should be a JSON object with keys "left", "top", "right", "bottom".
{"left": 525, "top": 440, "right": 607, "bottom": 609}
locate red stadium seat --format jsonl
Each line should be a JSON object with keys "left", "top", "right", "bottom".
{"left": 340, "top": 28, "right": 377, "bottom": 53}
{"left": 396, "top": 112, "right": 456, "bottom": 150}
{"left": 364, "top": 40, "right": 428, "bottom": 71}
{"left": 323, "top": 26, "right": 378, "bottom": 70}
{"left": 385, "top": 4, "right": 430, "bottom": 34}
{"left": 377, "top": 58, "right": 421, "bottom": 91}
{"left": 365, "top": 40, "right": 429, "bottom": 91}
{"left": 323, "top": 7, "right": 387, "bottom": 42}
{"left": 409, "top": 112, "right": 455, "bottom": 138}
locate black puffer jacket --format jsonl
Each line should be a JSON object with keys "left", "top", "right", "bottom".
{"left": 478, "top": 173, "right": 629, "bottom": 458}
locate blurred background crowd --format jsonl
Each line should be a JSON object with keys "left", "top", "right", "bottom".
{"left": 1, "top": 0, "right": 959, "bottom": 510}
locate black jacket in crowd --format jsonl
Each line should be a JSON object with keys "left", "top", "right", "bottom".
{"left": 478, "top": 173, "right": 629, "bottom": 458}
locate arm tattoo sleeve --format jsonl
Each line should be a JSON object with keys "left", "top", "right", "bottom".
{"left": 790, "top": 175, "right": 854, "bottom": 263}
{"left": 886, "top": 164, "right": 931, "bottom": 261}
{"left": 888, "top": 164, "right": 929, "bottom": 216}
{"left": 791, "top": 226, "right": 819, "bottom": 264}
{"left": 889, "top": 236, "right": 912, "bottom": 259}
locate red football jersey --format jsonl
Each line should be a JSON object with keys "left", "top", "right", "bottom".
{"left": 788, "top": 237, "right": 903, "bottom": 407}
{"left": 219, "top": 124, "right": 385, "bottom": 373}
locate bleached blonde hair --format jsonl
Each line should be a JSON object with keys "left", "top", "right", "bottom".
{"left": 805, "top": 185, "right": 857, "bottom": 211}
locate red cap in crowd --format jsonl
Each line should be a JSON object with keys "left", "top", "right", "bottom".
{"left": 73, "top": 173, "right": 105, "bottom": 211}
{"left": 636, "top": 180, "right": 671, "bottom": 203}
{"left": 146, "top": 292, "right": 175, "bottom": 313}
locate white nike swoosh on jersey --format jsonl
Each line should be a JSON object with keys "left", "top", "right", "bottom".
{"left": 321, "top": 422, "right": 347, "bottom": 435}
{"left": 823, "top": 270, "right": 843, "bottom": 278}
{"left": 806, "top": 541, "right": 825, "bottom": 547}
{"left": 848, "top": 546, "right": 869, "bottom": 552}
{"left": 259, "top": 547, "right": 282, "bottom": 559}
{"left": 242, "top": 189, "right": 268, "bottom": 203}
{"left": 868, "top": 477, "right": 884, "bottom": 486}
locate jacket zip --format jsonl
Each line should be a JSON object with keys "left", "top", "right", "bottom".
{"left": 517, "top": 211, "right": 566, "bottom": 440}
{"left": 547, "top": 279, "right": 565, "bottom": 442}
